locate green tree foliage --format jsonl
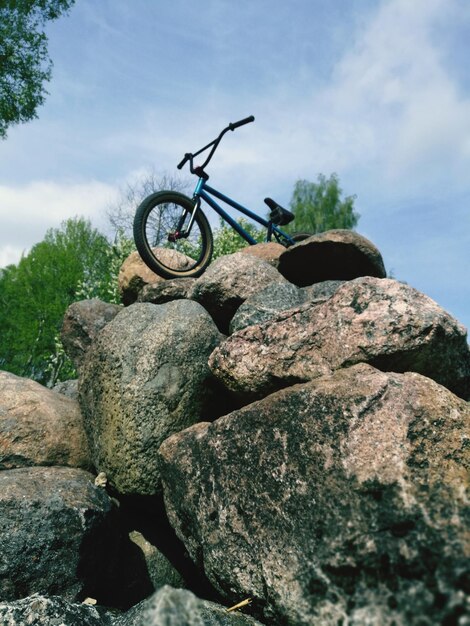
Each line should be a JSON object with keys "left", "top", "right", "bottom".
{"left": 288, "top": 173, "right": 359, "bottom": 234}
{"left": 0, "top": 217, "right": 117, "bottom": 385}
{"left": 0, "top": 0, "right": 75, "bottom": 139}
{"left": 75, "top": 229, "right": 135, "bottom": 304}
{"left": 212, "top": 217, "right": 264, "bottom": 259}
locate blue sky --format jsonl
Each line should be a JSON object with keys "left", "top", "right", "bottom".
{"left": 1, "top": 0, "right": 469, "bottom": 331}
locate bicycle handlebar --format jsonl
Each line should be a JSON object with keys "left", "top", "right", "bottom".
{"left": 228, "top": 115, "right": 255, "bottom": 131}
{"left": 177, "top": 115, "right": 255, "bottom": 173}
{"left": 177, "top": 154, "right": 190, "bottom": 170}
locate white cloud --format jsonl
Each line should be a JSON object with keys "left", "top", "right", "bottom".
{"left": 203, "top": 0, "right": 470, "bottom": 201}
{"left": 0, "top": 245, "right": 26, "bottom": 268}
{"left": 0, "top": 180, "right": 119, "bottom": 267}
{"left": 319, "top": 0, "right": 470, "bottom": 184}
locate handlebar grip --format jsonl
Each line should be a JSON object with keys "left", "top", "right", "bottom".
{"left": 229, "top": 115, "right": 255, "bottom": 131}
{"left": 177, "top": 153, "right": 191, "bottom": 169}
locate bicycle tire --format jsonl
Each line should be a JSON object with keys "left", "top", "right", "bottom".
{"left": 133, "top": 191, "right": 213, "bottom": 279}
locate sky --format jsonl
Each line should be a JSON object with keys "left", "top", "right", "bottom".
{"left": 1, "top": 0, "right": 469, "bottom": 331}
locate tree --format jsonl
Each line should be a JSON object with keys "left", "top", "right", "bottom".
{"left": 212, "top": 217, "right": 264, "bottom": 259}
{"left": 288, "top": 174, "right": 359, "bottom": 234}
{"left": 107, "top": 168, "right": 190, "bottom": 238}
{"left": 0, "top": 217, "right": 113, "bottom": 385}
{"left": 0, "top": 0, "right": 75, "bottom": 139}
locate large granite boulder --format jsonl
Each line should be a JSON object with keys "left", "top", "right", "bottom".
{"left": 0, "top": 467, "right": 119, "bottom": 602}
{"left": 159, "top": 364, "right": 470, "bottom": 625}
{"left": 137, "top": 277, "right": 195, "bottom": 304}
{"left": 118, "top": 249, "right": 193, "bottom": 305}
{"left": 278, "top": 229, "right": 386, "bottom": 286}
{"left": 239, "top": 241, "right": 285, "bottom": 266}
{"left": 189, "top": 252, "right": 287, "bottom": 333}
{"left": 79, "top": 300, "right": 224, "bottom": 496}
{"left": 210, "top": 277, "right": 470, "bottom": 400}
{"left": 0, "top": 371, "right": 90, "bottom": 470}
{"left": 229, "top": 280, "right": 343, "bottom": 334}
{"left": 61, "top": 299, "right": 122, "bottom": 371}
{"left": 113, "top": 585, "right": 264, "bottom": 626}
{"left": 0, "top": 594, "right": 111, "bottom": 626}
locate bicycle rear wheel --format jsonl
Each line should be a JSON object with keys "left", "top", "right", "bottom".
{"left": 133, "top": 191, "right": 213, "bottom": 279}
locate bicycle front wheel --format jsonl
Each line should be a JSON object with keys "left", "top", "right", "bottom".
{"left": 133, "top": 191, "right": 213, "bottom": 279}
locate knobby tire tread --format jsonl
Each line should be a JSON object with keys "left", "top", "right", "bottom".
{"left": 133, "top": 191, "right": 213, "bottom": 279}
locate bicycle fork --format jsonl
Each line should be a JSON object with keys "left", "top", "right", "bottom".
{"left": 168, "top": 196, "right": 201, "bottom": 242}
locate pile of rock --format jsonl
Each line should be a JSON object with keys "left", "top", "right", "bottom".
{"left": 1, "top": 230, "right": 469, "bottom": 625}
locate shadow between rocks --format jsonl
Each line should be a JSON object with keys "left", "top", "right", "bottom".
{"left": 102, "top": 490, "right": 224, "bottom": 610}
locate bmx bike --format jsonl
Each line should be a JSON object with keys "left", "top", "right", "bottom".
{"left": 133, "top": 115, "right": 309, "bottom": 279}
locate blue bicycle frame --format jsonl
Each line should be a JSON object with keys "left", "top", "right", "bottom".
{"left": 193, "top": 177, "right": 296, "bottom": 246}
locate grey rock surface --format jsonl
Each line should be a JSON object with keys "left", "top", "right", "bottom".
{"left": 278, "top": 228, "right": 387, "bottom": 286}
{"left": 118, "top": 249, "right": 193, "bottom": 306}
{"left": 210, "top": 277, "right": 470, "bottom": 400}
{"left": 229, "top": 280, "right": 343, "bottom": 333}
{"left": 0, "top": 466, "right": 119, "bottom": 602}
{"left": 137, "top": 277, "right": 196, "bottom": 304}
{"left": 113, "top": 585, "right": 264, "bottom": 626}
{"left": 61, "top": 298, "right": 122, "bottom": 370}
{"left": 53, "top": 378, "right": 79, "bottom": 399}
{"left": 79, "top": 300, "right": 224, "bottom": 496}
{"left": 238, "top": 241, "right": 285, "bottom": 266}
{"left": 159, "top": 364, "right": 470, "bottom": 625}
{"left": 0, "top": 594, "right": 112, "bottom": 626}
{"left": 189, "top": 252, "right": 287, "bottom": 333}
{"left": 0, "top": 370, "right": 90, "bottom": 470}
{"left": 128, "top": 530, "right": 186, "bottom": 591}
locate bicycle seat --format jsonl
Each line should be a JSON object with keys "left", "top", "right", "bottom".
{"left": 264, "top": 198, "right": 295, "bottom": 226}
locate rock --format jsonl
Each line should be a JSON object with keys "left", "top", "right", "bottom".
{"left": 210, "top": 277, "right": 470, "bottom": 400}
{"left": 79, "top": 300, "right": 224, "bottom": 496}
{"left": 229, "top": 282, "right": 305, "bottom": 334}
{"left": 0, "top": 467, "right": 119, "bottom": 602}
{"left": 302, "top": 279, "right": 345, "bottom": 302}
{"left": 277, "top": 229, "right": 386, "bottom": 286}
{"left": 137, "top": 277, "right": 195, "bottom": 304}
{"left": 239, "top": 241, "right": 285, "bottom": 266}
{"left": 61, "top": 299, "right": 122, "bottom": 371}
{"left": 114, "top": 493, "right": 222, "bottom": 607}
{"left": 0, "top": 371, "right": 90, "bottom": 470}
{"left": 129, "top": 530, "right": 186, "bottom": 591}
{"left": 113, "top": 585, "right": 264, "bottom": 626}
{"left": 53, "top": 378, "right": 79, "bottom": 399}
{"left": 158, "top": 364, "right": 470, "bottom": 625}
{"left": 0, "top": 593, "right": 112, "bottom": 626}
{"left": 189, "top": 252, "right": 287, "bottom": 333}
{"left": 118, "top": 249, "right": 193, "bottom": 305}
{"left": 229, "top": 280, "right": 343, "bottom": 334}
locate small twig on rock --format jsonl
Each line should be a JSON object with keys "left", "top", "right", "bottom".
{"left": 226, "top": 598, "right": 252, "bottom": 612}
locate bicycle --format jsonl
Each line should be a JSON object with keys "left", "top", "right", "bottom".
{"left": 133, "top": 116, "right": 310, "bottom": 279}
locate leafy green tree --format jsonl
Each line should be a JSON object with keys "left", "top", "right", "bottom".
{"left": 288, "top": 173, "right": 359, "bottom": 234}
{"left": 75, "top": 228, "right": 135, "bottom": 304}
{"left": 212, "top": 217, "right": 264, "bottom": 259}
{"left": 0, "top": 0, "right": 75, "bottom": 138}
{"left": 0, "top": 217, "right": 113, "bottom": 385}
